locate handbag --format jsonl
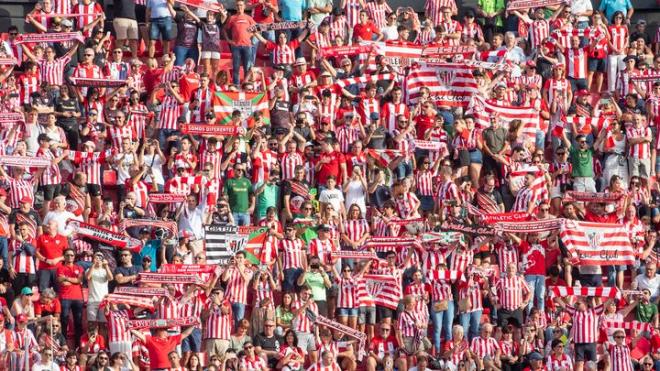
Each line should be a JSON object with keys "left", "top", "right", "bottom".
{"left": 458, "top": 297, "right": 472, "bottom": 313}
{"left": 433, "top": 300, "right": 449, "bottom": 312}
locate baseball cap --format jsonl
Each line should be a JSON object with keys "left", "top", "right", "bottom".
{"left": 20, "top": 196, "right": 32, "bottom": 204}
{"left": 576, "top": 89, "right": 590, "bottom": 97}
{"left": 21, "top": 287, "right": 33, "bottom": 296}
{"left": 16, "top": 314, "right": 27, "bottom": 323}
{"left": 318, "top": 224, "right": 332, "bottom": 231}
{"left": 294, "top": 57, "right": 307, "bottom": 66}
{"left": 61, "top": 19, "right": 73, "bottom": 28}
{"left": 528, "top": 352, "right": 544, "bottom": 361}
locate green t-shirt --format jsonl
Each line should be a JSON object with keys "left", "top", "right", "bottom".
{"left": 478, "top": 0, "right": 505, "bottom": 27}
{"left": 276, "top": 306, "right": 294, "bottom": 326}
{"left": 303, "top": 271, "right": 327, "bottom": 301}
{"left": 223, "top": 176, "right": 253, "bottom": 213}
{"left": 636, "top": 302, "right": 658, "bottom": 323}
{"left": 569, "top": 146, "right": 594, "bottom": 178}
{"left": 256, "top": 183, "right": 281, "bottom": 220}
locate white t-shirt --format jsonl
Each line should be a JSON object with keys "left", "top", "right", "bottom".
{"left": 381, "top": 25, "right": 399, "bottom": 40}
{"left": 42, "top": 210, "right": 82, "bottom": 237}
{"left": 319, "top": 188, "right": 344, "bottom": 212}
{"left": 88, "top": 267, "right": 109, "bottom": 303}
{"left": 143, "top": 153, "right": 165, "bottom": 186}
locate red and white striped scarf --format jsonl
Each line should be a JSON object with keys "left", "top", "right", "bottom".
{"left": 549, "top": 286, "right": 621, "bottom": 299}
{"left": 601, "top": 320, "right": 654, "bottom": 333}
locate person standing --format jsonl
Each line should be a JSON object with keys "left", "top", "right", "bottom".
{"left": 113, "top": 0, "right": 139, "bottom": 57}
{"left": 85, "top": 251, "right": 113, "bottom": 328}
{"left": 223, "top": 0, "right": 257, "bottom": 85}
{"left": 35, "top": 220, "right": 67, "bottom": 292}
{"left": 56, "top": 247, "right": 84, "bottom": 349}
{"left": 146, "top": 0, "right": 176, "bottom": 58}
{"left": 494, "top": 263, "right": 531, "bottom": 329}
{"left": 223, "top": 164, "right": 255, "bottom": 226}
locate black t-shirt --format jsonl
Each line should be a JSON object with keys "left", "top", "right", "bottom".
{"left": 270, "top": 101, "right": 291, "bottom": 130}
{"left": 113, "top": 0, "right": 137, "bottom": 19}
{"left": 114, "top": 265, "right": 143, "bottom": 287}
{"left": 254, "top": 333, "right": 282, "bottom": 356}
{"left": 56, "top": 97, "right": 80, "bottom": 128}
{"left": 367, "top": 125, "right": 387, "bottom": 149}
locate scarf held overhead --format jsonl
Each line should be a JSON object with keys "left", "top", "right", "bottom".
{"left": 67, "top": 220, "right": 142, "bottom": 252}
{"left": 548, "top": 286, "right": 621, "bottom": 299}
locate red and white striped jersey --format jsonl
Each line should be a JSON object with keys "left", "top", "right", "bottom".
{"left": 437, "top": 179, "right": 460, "bottom": 206}
{"left": 342, "top": 219, "right": 369, "bottom": 246}
{"left": 9, "top": 237, "right": 36, "bottom": 274}
{"left": 450, "top": 248, "right": 473, "bottom": 273}
{"left": 528, "top": 19, "right": 549, "bottom": 49}
{"left": 462, "top": 22, "right": 483, "bottom": 42}
{"left": 267, "top": 40, "right": 299, "bottom": 65}
{"left": 381, "top": 102, "right": 409, "bottom": 133}
{"left": 252, "top": 150, "right": 278, "bottom": 184}
{"left": 608, "top": 25, "right": 629, "bottom": 54}
{"left": 427, "top": 268, "right": 458, "bottom": 301}
{"left": 495, "top": 274, "right": 529, "bottom": 311}
{"left": 512, "top": 186, "right": 533, "bottom": 212}
{"left": 161, "top": 66, "right": 183, "bottom": 83}
{"left": 106, "top": 309, "right": 131, "bottom": 343}
{"left": 495, "top": 243, "right": 519, "bottom": 273}
{"left": 71, "top": 150, "right": 111, "bottom": 185}
{"left": 200, "top": 148, "right": 224, "bottom": 181}
{"left": 397, "top": 309, "right": 422, "bottom": 337}
{"left": 444, "top": 339, "right": 469, "bottom": 365}
{"left": 179, "top": 291, "right": 205, "bottom": 330}
{"left": 158, "top": 95, "right": 182, "bottom": 130}
{"left": 107, "top": 125, "right": 134, "bottom": 150}
{"left": 336, "top": 124, "right": 361, "bottom": 154}
{"left": 309, "top": 238, "right": 337, "bottom": 266}
{"left": 224, "top": 266, "right": 254, "bottom": 305}
{"left": 203, "top": 301, "right": 232, "bottom": 339}
{"left": 241, "top": 355, "right": 268, "bottom": 371}
{"left": 12, "top": 328, "right": 38, "bottom": 352}
{"left": 329, "top": 15, "right": 348, "bottom": 41}
{"left": 279, "top": 238, "right": 305, "bottom": 270}
{"left": 609, "top": 343, "right": 634, "bottom": 371}
{"left": 358, "top": 97, "right": 380, "bottom": 125}
{"left": 543, "top": 78, "right": 571, "bottom": 108}
{"left": 18, "top": 73, "right": 40, "bottom": 105}
{"left": 343, "top": 0, "right": 363, "bottom": 28}
{"left": 415, "top": 29, "right": 435, "bottom": 46}
{"left": 36, "top": 148, "right": 61, "bottom": 186}
{"left": 280, "top": 151, "right": 304, "bottom": 180}
{"left": 39, "top": 56, "right": 71, "bottom": 86}
{"left": 75, "top": 2, "right": 104, "bottom": 37}
{"left": 440, "top": 20, "right": 463, "bottom": 46}
{"left": 616, "top": 70, "right": 635, "bottom": 98}
{"left": 124, "top": 180, "right": 149, "bottom": 208}
{"left": 425, "top": 0, "right": 457, "bottom": 27}
{"left": 394, "top": 192, "right": 420, "bottom": 219}
{"left": 72, "top": 63, "right": 105, "bottom": 97}
{"left": 564, "top": 47, "right": 589, "bottom": 79}
{"left": 565, "top": 304, "right": 604, "bottom": 343}
{"left": 54, "top": 0, "right": 74, "bottom": 15}
{"left": 626, "top": 125, "right": 651, "bottom": 159}
{"left": 458, "top": 275, "right": 484, "bottom": 311}
{"left": 5, "top": 177, "right": 35, "bottom": 209}
{"left": 336, "top": 275, "right": 359, "bottom": 308}
{"left": 405, "top": 281, "right": 430, "bottom": 314}
{"left": 292, "top": 299, "right": 318, "bottom": 333}
{"left": 547, "top": 353, "right": 574, "bottom": 371}
{"left": 254, "top": 279, "right": 275, "bottom": 309}
{"left": 414, "top": 169, "right": 435, "bottom": 197}
{"left": 365, "top": 2, "right": 392, "bottom": 29}
{"left": 191, "top": 87, "right": 215, "bottom": 123}
{"left": 309, "top": 31, "right": 332, "bottom": 51}
{"left": 470, "top": 336, "right": 500, "bottom": 359}
{"left": 127, "top": 105, "right": 149, "bottom": 140}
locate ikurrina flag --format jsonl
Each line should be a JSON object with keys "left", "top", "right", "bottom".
{"left": 560, "top": 220, "right": 634, "bottom": 266}
{"left": 213, "top": 91, "right": 270, "bottom": 125}
{"left": 405, "top": 63, "right": 478, "bottom": 107}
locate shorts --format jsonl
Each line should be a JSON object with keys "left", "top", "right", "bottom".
{"left": 40, "top": 184, "right": 61, "bottom": 201}
{"left": 205, "top": 339, "right": 230, "bottom": 358}
{"left": 109, "top": 341, "right": 132, "bottom": 356}
{"left": 418, "top": 195, "right": 434, "bottom": 212}
{"left": 295, "top": 331, "right": 317, "bottom": 354}
{"left": 588, "top": 57, "right": 607, "bottom": 72}
{"left": 402, "top": 336, "right": 430, "bottom": 355}
{"left": 550, "top": 185, "right": 562, "bottom": 199}
{"left": 359, "top": 306, "right": 376, "bottom": 325}
{"left": 629, "top": 157, "right": 651, "bottom": 179}
{"left": 575, "top": 342, "right": 597, "bottom": 362}
{"left": 113, "top": 17, "right": 139, "bottom": 40}
{"left": 201, "top": 51, "right": 221, "bottom": 59}
{"left": 87, "top": 301, "right": 105, "bottom": 322}
{"left": 87, "top": 183, "right": 102, "bottom": 197}
{"left": 337, "top": 307, "right": 359, "bottom": 317}
{"left": 579, "top": 273, "right": 603, "bottom": 287}
{"left": 149, "top": 17, "right": 174, "bottom": 41}
{"left": 181, "top": 328, "right": 202, "bottom": 352}
{"left": 469, "top": 149, "right": 483, "bottom": 164}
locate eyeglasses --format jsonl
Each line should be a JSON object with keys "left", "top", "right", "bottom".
{"left": 540, "top": 208, "right": 550, "bottom": 211}
{"left": 304, "top": 207, "right": 313, "bottom": 210}
{"left": 244, "top": 345, "right": 254, "bottom": 350}
{"left": 64, "top": 254, "right": 74, "bottom": 257}
{"left": 9, "top": 33, "right": 18, "bottom": 36}
{"left": 343, "top": 269, "right": 352, "bottom": 272}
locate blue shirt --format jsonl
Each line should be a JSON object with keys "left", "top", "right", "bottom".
{"left": 598, "top": 0, "right": 632, "bottom": 22}
{"left": 279, "top": 0, "right": 307, "bottom": 21}
{"left": 147, "top": 0, "right": 172, "bottom": 19}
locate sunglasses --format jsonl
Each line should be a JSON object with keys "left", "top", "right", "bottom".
{"left": 9, "top": 33, "right": 18, "bottom": 36}
{"left": 84, "top": 54, "right": 94, "bottom": 57}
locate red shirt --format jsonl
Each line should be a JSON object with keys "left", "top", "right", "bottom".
{"left": 56, "top": 263, "right": 84, "bottom": 300}
{"left": 34, "top": 298, "right": 62, "bottom": 316}
{"left": 316, "top": 151, "right": 343, "bottom": 186}
{"left": 251, "top": 0, "right": 277, "bottom": 23}
{"left": 36, "top": 233, "right": 67, "bottom": 270}
{"left": 584, "top": 211, "right": 618, "bottom": 224}
{"left": 414, "top": 114, "right": 435, "bottom": 140}
{"left": 143, "top": 68, "right": 164, "bottom": 95}
{"left": 353, "top": 21, "right": 379, "bottom": 41}
{"left": 518, "top": 240, "right": 548, "bottom": 275}
{"left": 80, "top": 332, "right": 106, "bottom": 353}
{"left": 225, "top": 14, "right": 257, "bottom": 46}
{"left": 146, "top": 334, "right": 181, "bottom": 369}
{"left": 178, "top": 72, "right": 200, "bottom": 102}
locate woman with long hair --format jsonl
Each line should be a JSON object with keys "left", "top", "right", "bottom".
{"left": 277, "top": 329, "right": 305, "bottom": 371}
{"left": 276, "top": 291, "right": 295, "bottom": 336}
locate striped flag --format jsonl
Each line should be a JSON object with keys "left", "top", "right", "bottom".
{"left": 213, "top": 91, "right": 270, "bottom": 126}
{"left": 366, "top": 149, "right": 403, "bottom": 167}
{"left": 548, "top": 285, "right": 621, "bottom": 299}
{"left": 363, "top": 274, "right": 401, "bottom": 309}
{"left": 466, "top": 95, "right": 540, "bottom": 142}
{"left": 405, "top": 63, "right": 478, "bottom": 107}
{"left": 204, "top": 224, "right": 242, "bottom": 265}
{"left": 559, "top": 220, "right": 635, "bottom": 266}
{"left": 557, "top": 115, "right": 610, "bottom": 137}
{"left": 360, "top": 41, "right": 424, "bottom": 71}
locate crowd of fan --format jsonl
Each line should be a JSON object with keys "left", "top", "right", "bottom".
{"left": 0, "top": 0, "right": 659, "bottom": 370}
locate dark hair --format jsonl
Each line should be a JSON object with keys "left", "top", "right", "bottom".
{"left": 284, "top": 329, "right": 299, "bottom": 346}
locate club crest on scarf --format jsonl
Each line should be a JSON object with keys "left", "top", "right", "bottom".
{"left": 586, "top": 230, "right": 601, "bottom": 250}
{"left": 437, "top": 70, "right": 453, "bottom": 86}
